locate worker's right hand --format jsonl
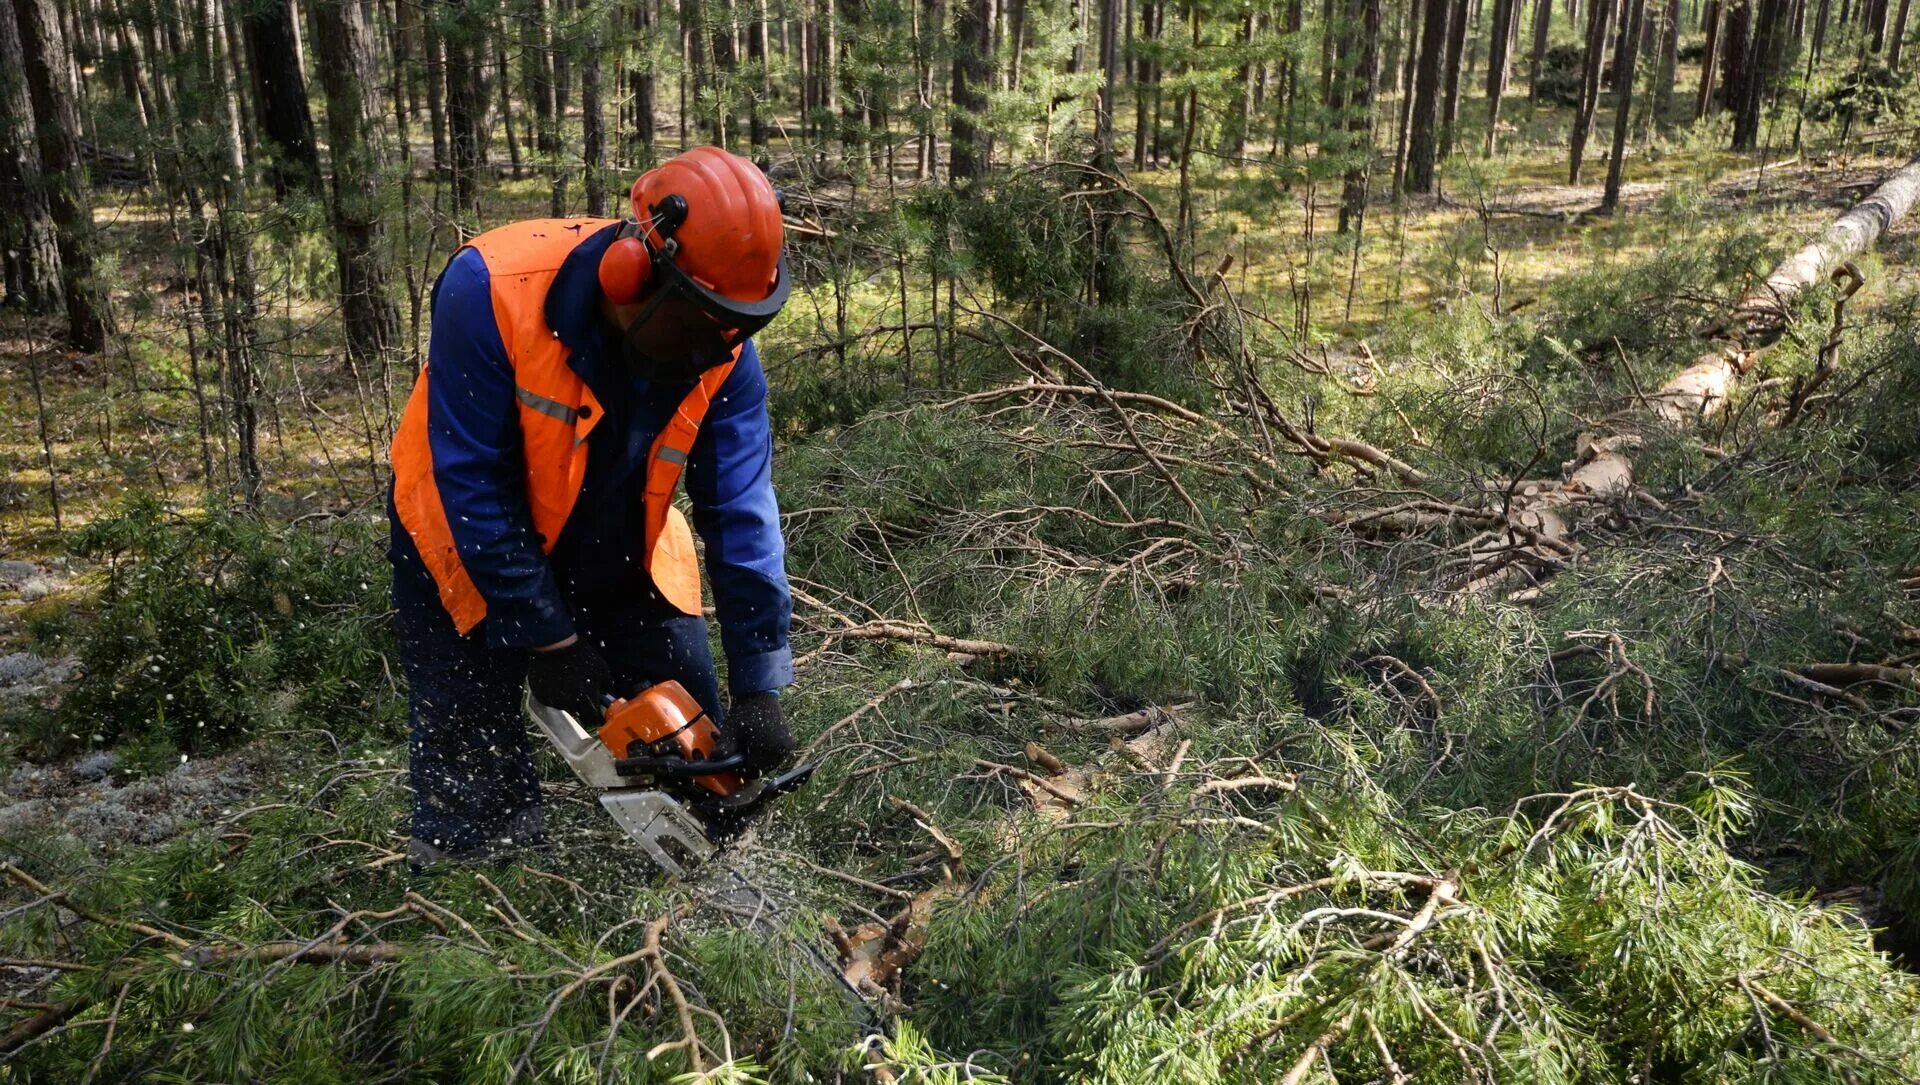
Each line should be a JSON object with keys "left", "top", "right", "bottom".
{"left": 527, "top": 639, "right": 616, "bottom": 725}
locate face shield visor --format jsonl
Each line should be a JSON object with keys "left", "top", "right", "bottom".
{"left": 619, "top": 224, "right": 792, "bottom": 383}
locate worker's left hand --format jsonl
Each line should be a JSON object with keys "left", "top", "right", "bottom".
{"left": 728, "top": 692, "right": 794, "bottom": 777}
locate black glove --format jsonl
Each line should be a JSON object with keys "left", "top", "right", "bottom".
{"left": 527, "top": 640, "right": 616, "bottom": 724}
{"left": 727, "top": 692, "right": 794, "bottom": 777}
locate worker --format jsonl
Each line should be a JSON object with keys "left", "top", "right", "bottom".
{"left": 388, "top": 146, "right": 795, "bottom": 867}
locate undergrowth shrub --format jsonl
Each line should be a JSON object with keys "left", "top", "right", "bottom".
{"left": 50, "top": 497, "right": 400, "bottom": 757}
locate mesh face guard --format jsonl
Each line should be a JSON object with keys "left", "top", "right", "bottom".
{"left": 617, "top": 215, "right": 792, "bottom": 380}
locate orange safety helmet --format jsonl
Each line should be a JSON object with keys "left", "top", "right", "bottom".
{"left": 599, "top": 147, "right": 790, "bottom": 375}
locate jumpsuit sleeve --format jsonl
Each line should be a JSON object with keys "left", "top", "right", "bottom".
{"left": 426, "top": 248, "right": 576, "bottom": 650}
{"left": 686, "top": 339, "right": 795, "bottom": 695}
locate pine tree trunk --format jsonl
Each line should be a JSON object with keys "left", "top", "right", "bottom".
{"left": 1656, "top": 0, "right": 1678, "bottom": 118}
{"left": 630, "top": 0, "right": 657, "bottom": 166}
{"left": 195, "top": 0, "right": 264, "bottom": 507}
{"left": 0, "top": 0, "right": 62, "bottom": 312}
{"left": 1719, "top": 0, "right": 1748, "bottom": 130}
{"left": 1569, "top": 0, "right": 1617, "bottom": 183}
{"left": 1696, "top": 0, "right": 1721, "bottom": 115}
{"left": 1486, "top": 0, "right": 1516, "bottom": 152}
{"left": 1229, "top": 9, "right": 1254, "bottom": 156}
{"left": 748, "top": 0, "right": 768, "bottom": 148}
{"left": 1405, "top": 0, "right": 1450, "bottom": 192}
{"left": 1529, "top": 0, "right": 1553, "bottom": 97}
{"left": 950, "top": 0, "right": 992, "bottom": 181}
{"left": 306, "top": 0, "right": 399, "bottom": 367}
{"left": 1731, "top": 0, "right": 1776, "bottom": 150}
{"left": 1602, "top": 0, "right": 1644, "bottom": 210}
{"left": 1889, "top": 0, "right": 1912, "bottom": 66}
{"left": 1811, "top": 0, "right": 1830, "bottom": 58}
{"left": 11, "top": 0, "right": 107, "bottom": 350}
{"left": 1095, "top": 0, "right": 1120, "bottom": 167}
{"left": 1339, "top": 0, "right": 1381, "bottom": 232}
{"left": 1438, "top": 0, "right": 1469, "bottom": 157}
{"left": 443, "top": 0, "right": 490, "bottom": 227}
{"left": 241, "top": 0, "right": 322, "bottom": 196}
{"left": 425, "top": 9, "right": 448, "bottom": 175}
{"left": 1394, "top": 0, "right": 1424, "bottom": 189}
{"left": 495, "top": 27, "right": 520, "bottom": 180}
{"left": 583, "top": 30, "right": 606, "bottom": 214}
{"left": 1133, "top": 0, "right": 1155, "bottom": 168}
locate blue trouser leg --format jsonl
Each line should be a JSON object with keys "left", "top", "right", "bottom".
{"left": 394, "top": 571, "right": 543, "bottom": 854}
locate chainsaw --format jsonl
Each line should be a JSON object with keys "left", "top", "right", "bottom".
{"left": 526, "top": 681, "right": 814, "bottom": 876}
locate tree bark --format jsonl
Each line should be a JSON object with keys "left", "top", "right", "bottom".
{"left": 306, "top": 0, "right": 400, "bottom": 368}
{"left": 583, "top": 28, "right": 607, "bottom": 214}
{"left": 950, "top": 0, "right": 992, "bottom": 181}
{"left": 240, "top": 0, "right": 322, "bottom": 196}
{"left": 1339, "top": 0, "right": 1381, "bottom": 232}
{"left": 1601, "top": 0, "right": 1644, "bottom": 211}
{"left": 443, "top": 0, "right": 492, "bottom": 228}
{"left": 1889, "top": 0, "right": 1912, "bottom": 67}
{"left": 1529, "top": 0, "right": 1554, "bottom": 98}
{"left": 11, "top": 0, "right": 107, "bottom": 350}
{"left": 629, "top": 0, "right": 657, "bottom": 165}
{"left": 1438, "top": 0, "right": 1469, "bottom": 157}
{"left": 1405, "top": 0, "right": 1450, "bottom": 192}
{"left": 1657, "top": 153, "right": 1920, "bottom": 421}
{"left": 1095, "top": 0, "right": 1120, "bottom": 167}
{"left": 1731, "top": 0, "right": 1781, "bottom": 151}
{"left": 1569, "top": 0, "right": 1617, "bottom": 183}
{"left": 1696, "top": 0, "right": 1721, "bottom": 118}
{"left": 1486, "top": 0, "right": 1516, "bottom": 153}
{"left": 0, "top": 0, "right": 62, "bottom": 312}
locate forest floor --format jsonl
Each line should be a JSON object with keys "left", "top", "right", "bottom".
{"left": 5, "top": 127, "right": 1920, "bottom": 1079}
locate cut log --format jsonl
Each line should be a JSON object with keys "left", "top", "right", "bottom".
{"left": 1655, "top": 153, "right": 1920, "bottom": 423}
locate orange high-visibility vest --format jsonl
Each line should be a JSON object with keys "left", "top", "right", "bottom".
{"left": 391, "top": 218, "right": 737, "bottom": 634}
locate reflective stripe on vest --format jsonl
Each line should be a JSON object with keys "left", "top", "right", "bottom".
{"left": 391, "top": 217, "right": 735, "bottom": 633}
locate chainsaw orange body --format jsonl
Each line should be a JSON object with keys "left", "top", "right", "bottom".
{"left": 596, "top": 681, "right": 744, "bottom": 798}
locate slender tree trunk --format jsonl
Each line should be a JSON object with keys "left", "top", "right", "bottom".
{"left": 0, "top": 0, "right": 62, "bottom": 312}
{"left": 442, "top": 0, "right": 490, "bottom": 228}
{"left": 1655, "top": 0, "right": 1678, "bottom": 119}
{"left": 11, "top": 0, "right": 107, "bottom": 350}
{"left": 1229, "top": 8, "right": 1255, "bottom": 156}
{"left": 1696, "top": 0, "right": 1721, "bottom": 116}
{"left": 748, "top": 0, "right": 768, "bottom": 147}
{"left": 1719, "top": 0, "right": 1748, "bottom": 129}
{"left": 424, "top": 8, "right": 448, "bottom": 175}
{"left": 1175, "top": 0, "right": 1198, "bottom": 243}
{"left": 1340, "top": 0, "right": 1382, "bottom": 231}
{"left": 1095, "top": 0, "right": 1120, "bottom": 167}
{"left": 630, "top": 0, "right": 657, "bottom": 166}
{"left": 1486, "top": 0, "right": 1516, "bottom": 152}
{"left": 1890, "top": 0, "right": 1913, "bottom": 66}
{"left": 1438, "top": 0, "right": 1469, "bottom": 157}
{"left": 1394, "top": 0, "right": 1423, "bottom": 190}
{"left": 496, "top": 26, "right": 521, "bottom": 179}
{"left": 241, "top": 0, "right": 322, "bottom": 195}
{"left": 950, "top": 0, "right": 992, "bottom": 181}
{"left": 1406, "top": 0, "right": 1451, "bottom": 192}
{"left": 1529, "top": 0, "right": 1553, "bottom": 97}
{"left": 1569, "top": 0, "right": 1617, "bottom": 183}
{"left": 583, "top": 28, "right": 606, "bottom": 214}
{"left": 1602, "top": 0, "right": 1645, "bottom": 210}
{"left": 1811, "top": 0, "right": 1830, "bottom": 58}
{"left": 306, "top": 0, "right": 400, "bottom": 368}
{"left": 195, "top": 0, "right": 264, "bottom": 507}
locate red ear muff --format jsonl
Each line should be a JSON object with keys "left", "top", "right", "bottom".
{"left": 598, "top": 236, "right": 653, "bottom": 306}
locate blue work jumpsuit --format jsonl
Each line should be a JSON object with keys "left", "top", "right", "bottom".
{"left": 388, "top": 222, "right": 793, "bottom": 854}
